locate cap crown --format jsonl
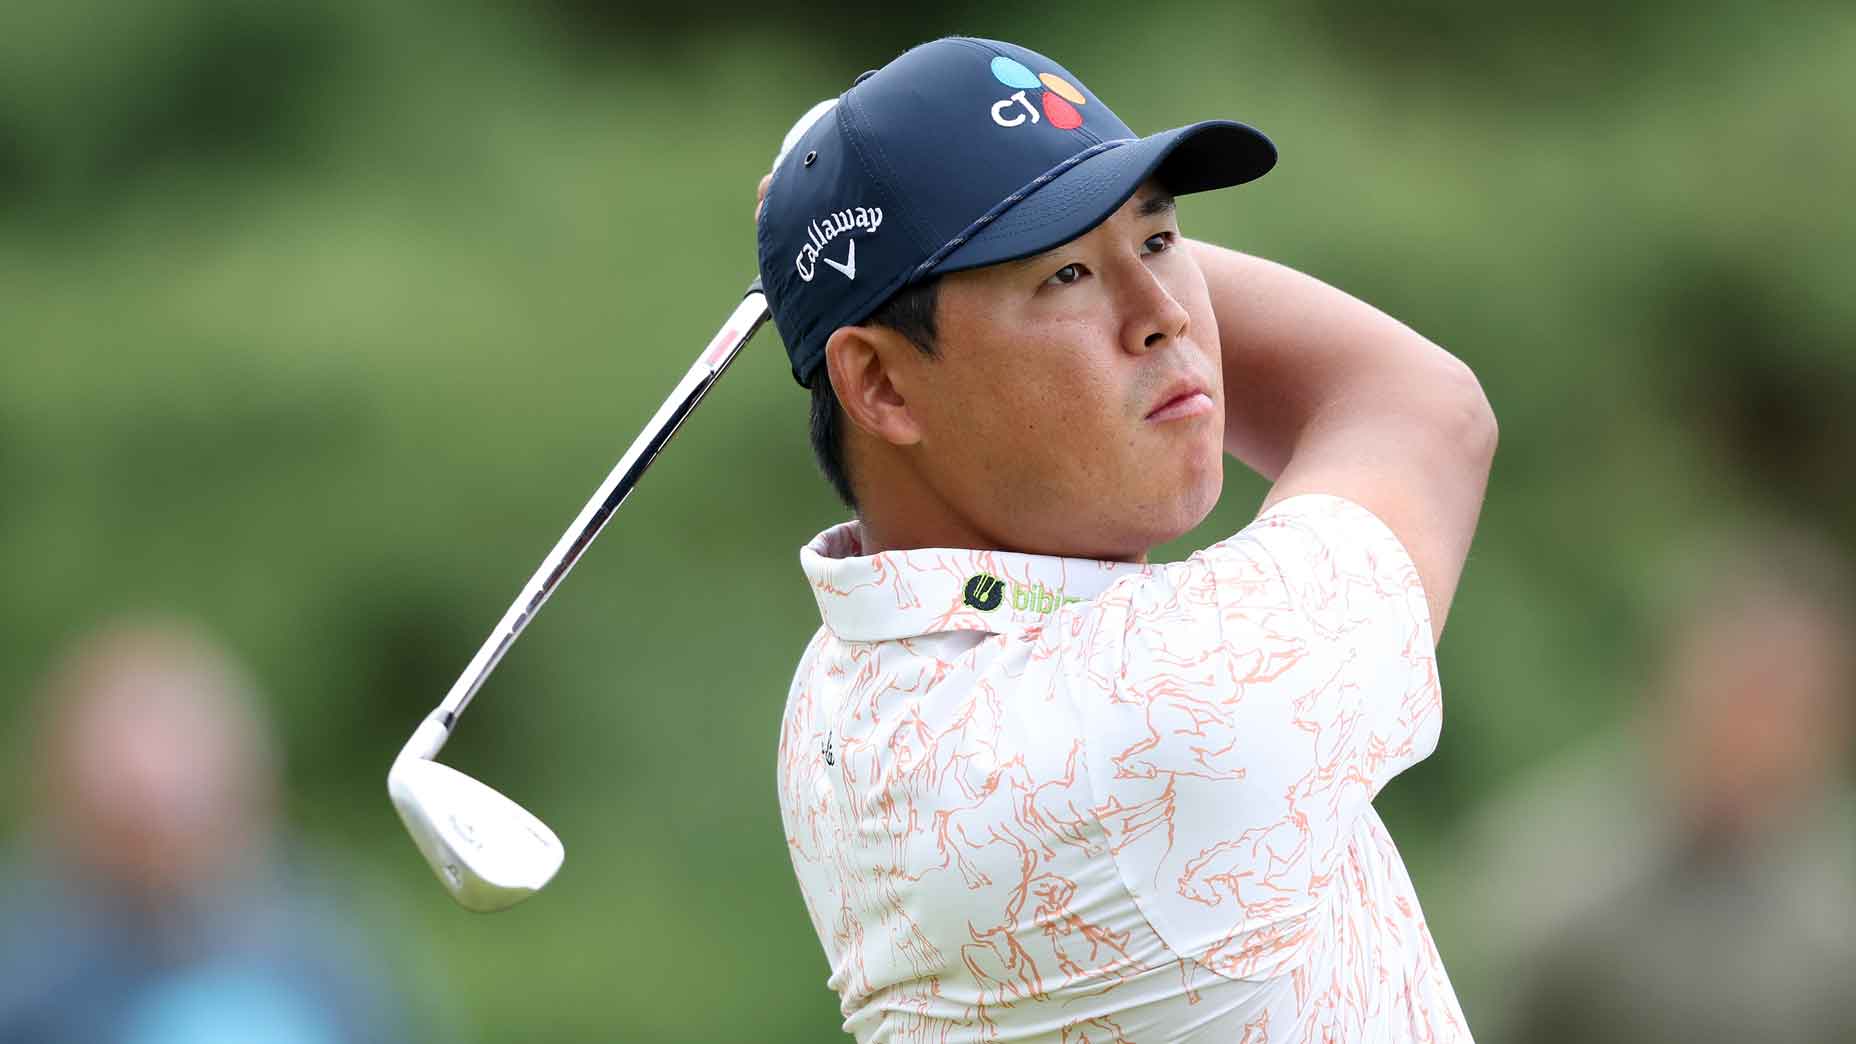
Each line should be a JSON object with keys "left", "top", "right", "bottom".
{"left": 757, "top": 37, "right": 1134, "bottom": 385}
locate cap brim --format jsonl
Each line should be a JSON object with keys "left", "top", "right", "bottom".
{"left": 926, "top": 120, "right": 1275, "bottom": 276}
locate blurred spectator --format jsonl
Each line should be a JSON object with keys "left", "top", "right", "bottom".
{"left": 1451, "top": 533, "right": 1856, "bottom": 1043}
{"left": 0, "top": 618, "right": 418, "bottom": 1043}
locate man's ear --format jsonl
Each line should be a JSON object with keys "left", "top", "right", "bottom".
{"left": 824, "top": 325, "right": 924, "bottom": 447}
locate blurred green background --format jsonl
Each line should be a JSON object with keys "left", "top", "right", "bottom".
{"left": 3, "top": 0, "right": 1851, "bottom": 1040}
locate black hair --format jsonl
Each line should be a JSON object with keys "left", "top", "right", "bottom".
{"left": 808, "top": 277, "right": 940, "bottom": 511}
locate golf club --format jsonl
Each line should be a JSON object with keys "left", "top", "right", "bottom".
{"left": 388, "top": 98, "right": 838, "bottom": 912}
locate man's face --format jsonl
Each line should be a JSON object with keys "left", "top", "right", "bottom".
{"left": 895, "top": 182, "right": 1223, "bottom": 561}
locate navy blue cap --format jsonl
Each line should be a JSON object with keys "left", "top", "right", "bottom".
{"left": 755, "top": 36, "right": 1276, "bottom": 387}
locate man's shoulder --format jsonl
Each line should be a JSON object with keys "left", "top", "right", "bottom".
{"left": 1172, "top": 493, "right": 1433, "bottom": 640}
{"left": 782, "top": 625, "right": 832, "bottom": 702}
{"left": 1081, "top": 494, "right": 1417, "bottom": 630}
{"left": 1202, "top": 494, "right": 1413, "bottom": 574}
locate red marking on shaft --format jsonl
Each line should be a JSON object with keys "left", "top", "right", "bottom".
{"left": 701, "top": 325, "right": 740, "bottom": 368}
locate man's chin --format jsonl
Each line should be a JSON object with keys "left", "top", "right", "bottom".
{"left": 1108, "top": 473, "right": 1224, "bottom": 561}
{"left": 1150, "top": 492, "right": 1221, "bottom": 549}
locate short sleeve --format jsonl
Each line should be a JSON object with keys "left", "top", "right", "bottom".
{"left": 1068, "top": 494, "right": 1443, "bottom": 978}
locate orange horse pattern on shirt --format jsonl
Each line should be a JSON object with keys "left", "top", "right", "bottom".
{"left": 778, "top": 494, "right": 1470, "bottom": 1042}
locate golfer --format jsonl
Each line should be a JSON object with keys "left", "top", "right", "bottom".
{"left": 756, "top": 37, "right": 1493, "bottom": 1042}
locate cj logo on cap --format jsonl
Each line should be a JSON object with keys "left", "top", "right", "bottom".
{"left": 987, "top": 56, "right": 1087, "bottom": 131}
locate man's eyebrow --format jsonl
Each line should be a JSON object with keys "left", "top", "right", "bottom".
{"left": 1137, "top": 192, "right": 1177, "bottom": 218}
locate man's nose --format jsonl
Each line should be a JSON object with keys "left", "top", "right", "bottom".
{"left": 1120, "top": 265, "right": 1190, "bottom": 355}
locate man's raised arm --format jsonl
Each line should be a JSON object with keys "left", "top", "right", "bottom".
{"left": 1188, "top": 241, "right": 1497, "bottom": 639}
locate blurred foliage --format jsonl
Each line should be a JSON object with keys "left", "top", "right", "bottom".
{"left": 2, "top": 0, "right": 1852, "bottom": 1039}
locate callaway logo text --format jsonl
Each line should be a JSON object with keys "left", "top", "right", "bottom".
{"left": 795, "top": 206, "right": 882, "bottom": 282}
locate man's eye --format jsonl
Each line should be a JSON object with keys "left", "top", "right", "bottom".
{"left": 1143, "top": 232, "right": 1175, "bottom": 254}
{"left": 1046, "top": 263, "right": 1085, "bottom": 287}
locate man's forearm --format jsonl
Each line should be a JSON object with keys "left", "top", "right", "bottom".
{"left": 1188, "top": 240, "right": 1484, "bottom": 482}
{"left": 1188, "top": 239, "right": 1496, "bottom": 634}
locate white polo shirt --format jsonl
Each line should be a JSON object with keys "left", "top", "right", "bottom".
{"left": 776, "top": 494, "right": 1470, "bottom": 1042}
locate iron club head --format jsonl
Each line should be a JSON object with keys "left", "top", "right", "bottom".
{"left": 388, "top": 716, "right": 563, "bottom": 913}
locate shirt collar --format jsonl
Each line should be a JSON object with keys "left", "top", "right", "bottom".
{"left": 801, "top": 521, "right": 1154, "bottom": 642}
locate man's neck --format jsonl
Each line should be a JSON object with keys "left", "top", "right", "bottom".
{"left": 850, "top": 502, "right": 1149, "bottom": 565}
{"left": 846, "top": 440, "right": 1152, "bottom": 565}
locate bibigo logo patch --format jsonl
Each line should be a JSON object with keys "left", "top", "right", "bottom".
{"left": 962, "top": 573, "right": 1085, "bottom": 615}
{"left": 963, "top": 573, "right": 1005, "bottom": 612}
{"left": 987, "top": 56, "right": 1087, "bottom": 131}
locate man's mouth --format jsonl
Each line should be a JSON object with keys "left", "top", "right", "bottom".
{"left": 1145, "top": 382, "right": 1215, "bottom": 422}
